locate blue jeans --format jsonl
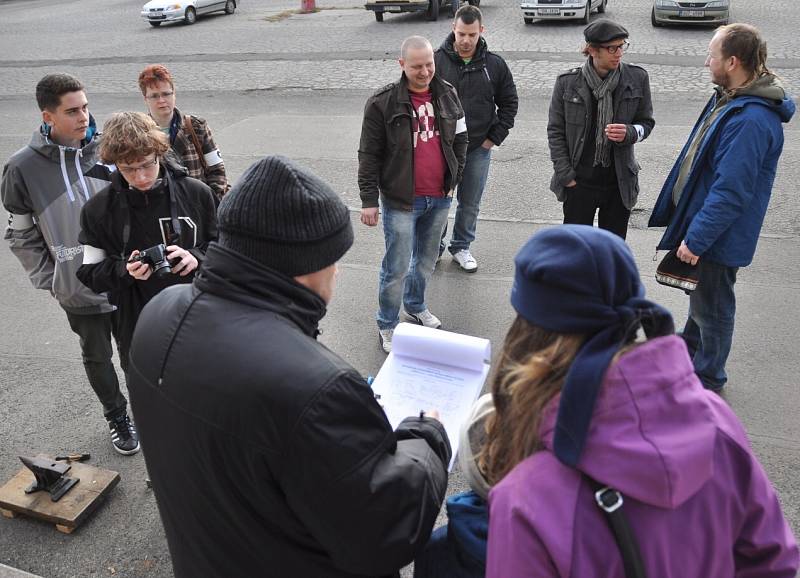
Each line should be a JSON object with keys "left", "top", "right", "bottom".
{"left": 442, "top": 146, "right": 492, "bottom": 254}
{"left": 378, "top": 196, "right": 451, "bottom": 330}
{"left": 681, "top": 261, "right": 738, "bottom": 391}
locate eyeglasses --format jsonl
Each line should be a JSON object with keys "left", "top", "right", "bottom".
{"left": 144, "top": 90, "right": 175, "bottom": 101}
{"left": 598, "top": 40, "right": 630, "bottom": 55}
{"left": 117, "top": 158, "right": 159, "bottom": 176}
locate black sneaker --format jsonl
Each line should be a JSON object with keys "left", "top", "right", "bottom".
{"left": 107, "top": 413, "right": 140, "bottom": 456}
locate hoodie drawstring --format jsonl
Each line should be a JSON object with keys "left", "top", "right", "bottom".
{"left": 75, "top": 149, "right": 91, "bottom": 202}
{"left": 59, "top": 147, "right": 76, "bottom": 203}
{"left": 58, "top": 146, "right": 91, "bottom": 203}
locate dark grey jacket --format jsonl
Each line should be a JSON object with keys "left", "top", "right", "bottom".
{"left": 547, "top": 62, "right": 655, "bottom": 209}
{"left": 2, "top": 118, "right": 114, "bottom": 314}
{"left": 358, "top": 74, "right": 468, "bottom": 211}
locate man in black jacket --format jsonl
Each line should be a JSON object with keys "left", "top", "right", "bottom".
{"left": 547, "top": 20, "right": 654, "bottom": 239}
{"left": 435, "top": 6, "right": 518, "bottom": 272}
{"left": 128, "top": 156, "right": 452, "bottom": 578}
{"left": 78, "top": 112, "right": 217, "bottom": 376}
{"left": 77, "top": 111, "right": 217, "bottom": 455}
{"left": 359, "top": 36, "right": 468, "bottom": 353}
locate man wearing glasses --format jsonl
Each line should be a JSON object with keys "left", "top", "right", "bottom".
{"left": 138, "top": 64, "right": 229, "bottom": 201}
{"left": 547, "top": 20, "right": 654, "bottom": 239}
{"left": 77, "top": 112, "right": 217, "bottom": 388}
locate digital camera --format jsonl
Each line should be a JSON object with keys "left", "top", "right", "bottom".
{"left": 130, "top": 243, "right": 173, "bottom": 279}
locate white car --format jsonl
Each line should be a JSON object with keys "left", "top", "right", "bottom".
{"left": 141, "top": 0, "right": 237, "bottom": 27}
{"left": 651, "top": 0, "right": 730, "bottom": 27}
{"left": 521, "top": 0, "right": 607, "bottom": 25}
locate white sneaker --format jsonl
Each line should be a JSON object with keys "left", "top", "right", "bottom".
{"left": 379, "top": 328, "right": 393, "bottom": 353}
{"left": 452, "top": 249, "right": 478, "bottom": 272}
{"left": 405, "top": 309, "right": 442, "bottom": 329}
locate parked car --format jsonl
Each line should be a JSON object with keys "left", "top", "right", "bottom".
{"left": 520, "top": 0, "right": 606, "bottom": 25}
{"left": 651, "top": 0, "right": 729, "bottom": 27}
{"left": 365, "top": 0, "right": 476, "bottom": 22}
{"left": 141, "top": 0, "right": 237, "bottom": 27}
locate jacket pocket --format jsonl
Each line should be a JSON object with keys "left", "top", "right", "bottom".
{"left": 563, "top": 94, "right": 585, "bottom": 125}
{"left": 617, "top": 88, "right": 643, "bottom": 121}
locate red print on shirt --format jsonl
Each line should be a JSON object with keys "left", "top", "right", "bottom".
{"left": 410, "top": 91, "right": 446, "bottom": 197}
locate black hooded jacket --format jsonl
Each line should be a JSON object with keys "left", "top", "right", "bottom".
{"left": 127, "top": 243, "right": 452, "bottom": 578}
{"left": 77, "top": 159, "right": 217, "bottom": 367}
{"left": 434, "top": 33, "right": 519, "bottom": 153}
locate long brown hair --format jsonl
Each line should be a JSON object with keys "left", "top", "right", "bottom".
{"left": 481, "top": 315, "right": 585, "bottom": 486}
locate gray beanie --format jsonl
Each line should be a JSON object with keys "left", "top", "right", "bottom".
{"left": 217, "top": 156, "right": 354, "bottom": 277}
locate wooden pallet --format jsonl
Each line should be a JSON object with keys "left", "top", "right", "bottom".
{"left": 0, "top": 456, "right": 120, "bottom": 534}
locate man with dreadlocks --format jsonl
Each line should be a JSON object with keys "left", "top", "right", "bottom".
{"left": 649, "top": 23, "right": 795, "bottom": 393}
{"left": 546, "top": 20, "right": 654, "bottom": 240}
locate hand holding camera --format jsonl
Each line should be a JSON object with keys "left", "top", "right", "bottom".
{"left": 165, "top": 244, "right": 198, "bottom": 277}
{"left": 127, "top": 244, "right": 198, "bottom": 280}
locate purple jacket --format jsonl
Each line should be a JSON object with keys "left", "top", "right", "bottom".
{"left": 487, "top": 336, "right": 798, "bottom": 577}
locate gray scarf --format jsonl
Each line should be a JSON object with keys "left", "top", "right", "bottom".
{"left": 581, "top": 57, "right": 620, "bottom": 168}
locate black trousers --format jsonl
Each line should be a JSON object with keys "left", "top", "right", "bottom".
{"left": 65, "top": 310, "right": 127, "bottom": 419}
{"left": 562, "top": 179, "right": 631, "bottom": 240}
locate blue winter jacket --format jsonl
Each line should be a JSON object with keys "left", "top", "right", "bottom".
{"left": 649, "top": 81, "right": 795, "bottom": 267}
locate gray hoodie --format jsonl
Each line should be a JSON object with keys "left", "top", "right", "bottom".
{"left": 2, "top": 120, "right": 114, "bottom": 314}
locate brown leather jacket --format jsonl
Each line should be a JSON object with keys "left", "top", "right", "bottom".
{"left": 358, "top": 74, "right": 468, "bottom": 211}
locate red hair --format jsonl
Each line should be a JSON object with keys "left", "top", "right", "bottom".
{"left": 138, "top": 64, "right": 174, "bottom": 95}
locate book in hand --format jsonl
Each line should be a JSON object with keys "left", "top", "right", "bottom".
{"left": 370, "top": 322, "right": 491, "bottom": 471}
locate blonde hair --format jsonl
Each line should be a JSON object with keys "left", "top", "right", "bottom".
{"left": 99, "top": 111, "right": 169, "bottom": 165}
{"left": 482, "top": 316, "right": 585, "bottom": 485}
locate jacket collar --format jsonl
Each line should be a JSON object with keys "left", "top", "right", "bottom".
{"left": 440, "top": 32, "right": 488, "bottom": 65}
{"left": 194, "top": 243, "right": 327, "bottom": 338}
{"left": 394, "top": 73, "right": 448, "bottom": 105}
{"left": 31, "top": 113, "right": 100, "bottom": 167}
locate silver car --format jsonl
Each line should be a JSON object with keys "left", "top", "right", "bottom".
{"left": 521, "top": 0, "right": 608, "bottom": 25}
{"left": 141, "top": 0, "right": 237, "bottom": 27}
{"left": 651, "top": 0, "right": 730, "bottom": 27}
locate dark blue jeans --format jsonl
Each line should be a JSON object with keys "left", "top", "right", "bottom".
{"left": 681, "top": 260, "right": 738, "bottom": 391}
{"left": 444, "top": 145, "right": 492, "bottom": 254}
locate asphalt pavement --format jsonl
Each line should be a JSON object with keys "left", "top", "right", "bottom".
{"left": 0, "top": 0, "right": 798, "bottom": 576}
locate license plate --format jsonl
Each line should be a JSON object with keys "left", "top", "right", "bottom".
{"left": 679, "top": 10, "right": 705, "bottom": 17}
{"left": 385, "top": 6, "right": 402, "bottom": 10}
{"left": 538, "top": 8, "right": 559, "bottom": 14}
{"left": 149, "top": 15, "right": 166, "bottom": 19}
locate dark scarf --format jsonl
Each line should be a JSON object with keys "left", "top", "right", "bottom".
{"left": 511, "top": 225, "right": 674, "bottom": 467}
{"left": 581, "top": 57, "right": 621, "bottom": 168}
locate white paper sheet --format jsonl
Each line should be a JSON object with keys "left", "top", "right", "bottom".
{"left": 371, "top": 323, "right": 491, "bottom": 470}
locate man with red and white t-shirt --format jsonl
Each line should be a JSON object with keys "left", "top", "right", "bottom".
{"left": 359, "top": 36, "right": 468, "bottom": 353}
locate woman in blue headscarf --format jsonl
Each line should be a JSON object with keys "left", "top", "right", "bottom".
{"left": 483, "top": 225, "right": 797, "bottom": 578}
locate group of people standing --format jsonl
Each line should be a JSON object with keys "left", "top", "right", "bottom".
{"left": 1, "top": 7, "right": 798, "bottom": 578}
{"left": 359, "top": 10, "right": 794, "bottom": 403}
{"left": 2, "top": 64, "right": 226, "bottom": 455}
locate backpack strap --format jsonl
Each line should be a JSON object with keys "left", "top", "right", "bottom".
{"left": 182, "top": 114, "right": 208, "bottom": 174}
{"left": 586, "top": 476, "right": 648, "bottom": 578}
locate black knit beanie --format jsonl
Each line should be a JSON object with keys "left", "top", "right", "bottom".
{"left": 217, "top": 156, "right": 354, "bottom": 277}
